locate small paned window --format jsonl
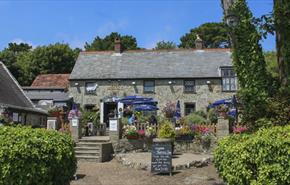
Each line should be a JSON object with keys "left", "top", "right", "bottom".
{"left": 184, "top": 80, "right": 195, "bottom": 92}
{"left": 143, "top": 80, "right": 155, "bottom": 93}
{"left": 221, "top": 68, "right": 237, "bottom": 91}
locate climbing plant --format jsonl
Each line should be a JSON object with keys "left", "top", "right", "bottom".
{"left": 273, "top": 0, "right": 290, "bottom": 88}
{"left": 225, "top": 0, "right": 272, "bottom": 128}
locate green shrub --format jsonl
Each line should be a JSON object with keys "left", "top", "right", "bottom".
{"left": 185, "top": 113, "right": 207, "bottom": 124}
{"left": 158, "top": 120, "right": 175, "bottom": 139}
{"left": 214, "top": 125, "right": 290, "bottom": 185}
{"left": 81, "top": 111, "right": 100, "bottom": 129}
{"left": 0, "top": 126, "right": 77, "bottom": 185}
{"left": 208, "top": 108, "right": 218, "bottom": 124}
{"left": 195, "top": 110, "right": 207, "bottom": 119}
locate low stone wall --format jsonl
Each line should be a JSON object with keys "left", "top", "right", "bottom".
{"left": 115, "top": 153, "right": 212, "bottom": 171}
{"left": 112, "top": 138, "right": 216, "bottom": 154}
{"left": 113, "top": 139, "right": 147, "bottom": 153}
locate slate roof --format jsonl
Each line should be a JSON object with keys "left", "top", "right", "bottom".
{"left": 0, "top": 62, "right": 47, "bottom": 114}
{"left": 69, "top": 49, "right": 232, "bottom": 80}
{"left": 24, "top": 91, "right": 71, "bottom": 102}
{"left": 31, "top": 74, "right": 70, "bottom": 88}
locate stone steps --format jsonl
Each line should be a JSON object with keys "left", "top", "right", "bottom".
{"left": 76, "top": 155, "right": 100, "bottom": 162}
{"left": 74, "top": 136, "right": 112, "bottom": 162}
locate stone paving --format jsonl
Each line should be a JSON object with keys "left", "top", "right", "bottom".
{"left": 70, "top": 159, "right": 224, "bottom": 185}
{"left": 115, "top": 152, "right": 212, "bottom": 171}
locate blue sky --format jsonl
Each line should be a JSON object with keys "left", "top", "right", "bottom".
{"left": 0, "top": 0, "right": 275, "bottom": 51}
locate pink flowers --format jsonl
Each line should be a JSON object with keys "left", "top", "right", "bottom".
{"left": 191, "top": 124, "right": 211, "bottom": 134}
{"left": 233, "top": 126, "right": 248, "bottom": 134}
{"left": 138, "top": 129, "right": 145, "bottom": 136}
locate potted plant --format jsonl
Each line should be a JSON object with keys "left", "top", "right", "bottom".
{"left": 175, "top": 125, "right": 194, "bottom": 141}
{"left": 157, "top": 121, "right": 176, "bottom": 154}
{"left": 138, "top": 129, "right": 145, "bottom": 139}
{"left": 123, "top": 125, "right": 138, "bottom": 139}
{"left": 48, "top": 107, "right": 61, "bottom": 117}
{"left": 162, "top": 102, "right": 176, "bottom": 119}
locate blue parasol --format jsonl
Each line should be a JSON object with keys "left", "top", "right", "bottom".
{"left": 134, "top": 104, "right": 159, "bottom": 111}
{"left": 208, "top": 98, "right": 232, "bottom": 108}
{"left": 175, "top": 100, "right": 181, "bottom": 119}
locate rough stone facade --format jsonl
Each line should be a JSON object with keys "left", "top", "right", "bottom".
{"left": 69, "top": 78, "right": 235, "bottom": 116}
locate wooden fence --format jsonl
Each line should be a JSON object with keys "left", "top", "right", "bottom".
{"left": 132, "top": 122, "right": 159, "bottom": 132}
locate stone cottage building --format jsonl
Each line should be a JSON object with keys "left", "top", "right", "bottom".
{"left": 23, "top": 74, "right": 72, "bottom": 110}
{"left": 0, "top": 62, "right": 47, "bottom": 126}
{"left": 69, "top": 39, "right": 237, "bottom": 123}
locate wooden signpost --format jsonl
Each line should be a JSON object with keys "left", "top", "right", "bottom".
{"left": 151, "top": 138, "right": 172, "bottom": 176}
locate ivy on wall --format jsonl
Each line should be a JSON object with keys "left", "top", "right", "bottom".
{"left": 227, "top": 0, "right": 272, "bottom": 127}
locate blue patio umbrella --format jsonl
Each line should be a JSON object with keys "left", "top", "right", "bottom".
{"left": 119, "top": 95, "right": 154, "bottom": 105}
{"left": 228, "top": 109, "right": 237, "bottom": 118}
{"left": 132, "top": 100, "right": 157, "bottom": 105}
{"left": 175, "top": 100, "right": 181, "bottom": 119}
{"left": 134, "top": 104, "right": 159, "bottom": 111}
{"left": 208, "top": 98, "right": 232, "bottom": 108}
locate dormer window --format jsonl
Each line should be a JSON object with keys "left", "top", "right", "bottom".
{"left": 221, "top": 67, "right": 237, "bottom": 91}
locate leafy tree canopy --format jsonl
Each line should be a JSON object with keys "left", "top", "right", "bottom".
{"left": 0, "top": 43, "right": 79, "bottom": 86}
{"left": 179, "top": 22, "right": 230, "bottom": 48}
{"left": 0, "top": 43, "right": 32, "bottom": 81}
{"left": 84, "top": 32, "right": 138, "bottom": 51}
{"left": 154, "top": 40, "right": 176, "bottom": 50}
{"left": 264, "top": 51, "right": 279, "bottom": 79}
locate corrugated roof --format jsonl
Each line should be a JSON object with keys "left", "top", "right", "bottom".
{"left": 69, "top": 49, "right": 232, "bottom": 80}
{"left": 31, "top": 74, "right": 70, "bottom": 88}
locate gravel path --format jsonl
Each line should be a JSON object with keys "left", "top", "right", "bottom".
{"left": 70, "top": 159, "right": 224, "bottom": 185}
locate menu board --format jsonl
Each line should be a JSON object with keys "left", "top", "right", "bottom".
{"left": 151, "top": 142, "right": 172, "bottom": 174}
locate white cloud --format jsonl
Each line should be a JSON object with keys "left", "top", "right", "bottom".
{"left": 10, "top": 38, "right": 34, "bottom": 48}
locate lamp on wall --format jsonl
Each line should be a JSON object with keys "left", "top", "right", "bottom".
{"left": 206, "top": 80, "right": 213, "bottom": 92}
{"left": 131, "top": 81, "right": 136, "bottom": 85}
{"left": 168, "top": 81, "right": 173, "bottom": 85}
{"left": 225, "top": 13, "right": 239, "bottom": 27}
{"left": 74, "top": 82, "right": 79, "bottom": 86}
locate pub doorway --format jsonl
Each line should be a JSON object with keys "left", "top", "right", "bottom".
{"left": 103, "top": 102, "right": 118, "bottom": 127}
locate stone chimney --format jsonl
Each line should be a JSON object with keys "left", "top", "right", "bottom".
{"left": 195, "top": 34, "right": 204, "bottom": 50}
{"left": 114, "top": 37, "right": 121, "bottom": 53}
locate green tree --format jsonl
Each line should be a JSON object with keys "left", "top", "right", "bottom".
{"left": 85, "top": 32, "right": 138, "bottom": 51}
{"left": 179, "top": 22, "right": 229, "bottom": 48}
{"left": 1, "top": 42, "right": 79, "bottom": 86}
{"left": 0, "top": 43, "right": 32, "bottom": 81}
{"left": 154, "top": 40, "right": 176, "bottom": 50}
{"left": 264, "top": 51, "right": 279, "bottom": 79}
{"left": 273, "top": 0, "right": 290, "bottom": 88}
{"left": 31, "top": 43, "right": 78, "bottom": 74}
{"left": 221, "top": 0, "right": 271, "bottom": 127}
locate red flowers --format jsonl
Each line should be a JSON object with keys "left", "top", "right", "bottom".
{"left": 233, "top": 126, "right": 248, "bottom": 134}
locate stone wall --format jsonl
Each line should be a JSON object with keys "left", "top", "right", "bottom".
{"left": 69, "top": 79, "right": 234, "bottom": 116}
{"left": 112, "top": 138, "right": 215, "bottom": 154}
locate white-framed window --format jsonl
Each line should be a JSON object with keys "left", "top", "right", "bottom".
{"left": 85, "top": 82, "right": 98, "bottom": 94}
{"left": 221, "top": 68, "right": 237, "bottom": 91}
{"left": 184, "top": 80, "right": 195, "bottom": 93}
{"left": 143, "top": 80, "right": 155, "bottom": 93}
